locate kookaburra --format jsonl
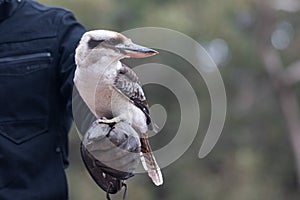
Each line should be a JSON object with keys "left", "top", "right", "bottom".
{"left": 74, "top": 30, "right": 163, "bottom": 186}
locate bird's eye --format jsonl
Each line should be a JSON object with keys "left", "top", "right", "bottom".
{"left": 88, "top": 39, "right": 105, "bottom": 49}
{"left": 108, "top": 38, "right": 122, "bottom": 45}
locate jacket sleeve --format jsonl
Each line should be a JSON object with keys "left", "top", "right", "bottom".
{"left": 55, "top": 11, "right": 86, "bottom": 166}
{"left": 57, "top": 11, "right": 86, "bottom": 125}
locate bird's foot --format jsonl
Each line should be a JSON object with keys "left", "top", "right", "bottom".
{"left": 96, "top": 117, "right": 122, "bottom": 126}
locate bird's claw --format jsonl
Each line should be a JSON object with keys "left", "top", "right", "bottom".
{"left": 96, "top": 117, "right": 122, "bottom": 126}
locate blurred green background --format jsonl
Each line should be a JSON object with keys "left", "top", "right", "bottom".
{"left": 40, "top": 0, "right": 300, "bottom": 199}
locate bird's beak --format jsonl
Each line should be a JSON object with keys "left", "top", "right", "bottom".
{"left": 116, "top": 42, "right": 158, "bottom": 58}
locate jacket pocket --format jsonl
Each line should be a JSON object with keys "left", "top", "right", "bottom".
{"left": 0, "top": 52, "right": 52, "bottom": 122}
{"left": 0, "top": 119, "right": 48, "bottom": 189}
{"left": 0, "top": 52, "right": 51, "bottom": 74}
{"left": 0, "top": 118, "right": 48, "bottom": 144}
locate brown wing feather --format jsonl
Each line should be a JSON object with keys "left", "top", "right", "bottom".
{"left": 114, "top": 63, "right": 151, "bottom": 125}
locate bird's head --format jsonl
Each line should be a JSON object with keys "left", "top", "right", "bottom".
{"left": 75, "top": 30, "right": 158, "bottom": 67}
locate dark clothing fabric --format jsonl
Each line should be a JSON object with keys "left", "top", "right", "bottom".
{"left": 0, "top": 0, "right": 19, "bottom": 21}
{"left": 0, "top": 0, "right": 86, "bottom": 199}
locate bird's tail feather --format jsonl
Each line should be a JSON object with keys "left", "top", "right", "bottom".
{"left": 140, "top": 137, "right": 163, "bottom": 186}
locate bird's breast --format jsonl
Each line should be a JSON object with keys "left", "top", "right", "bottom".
{"left": 74, "top": 67, "right": 115, "bottom": 118}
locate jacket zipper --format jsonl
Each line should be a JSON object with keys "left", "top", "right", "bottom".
{"left": 0, "top": 52, "right": 52, "bottom": 64}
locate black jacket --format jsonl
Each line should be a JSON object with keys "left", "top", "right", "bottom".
{"left": 0, "top": 0, "right": 86, "bottom": 199}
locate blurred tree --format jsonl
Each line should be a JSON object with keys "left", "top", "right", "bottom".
{"left": 253, "top": 0, "right": 300, "bottom": 187}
